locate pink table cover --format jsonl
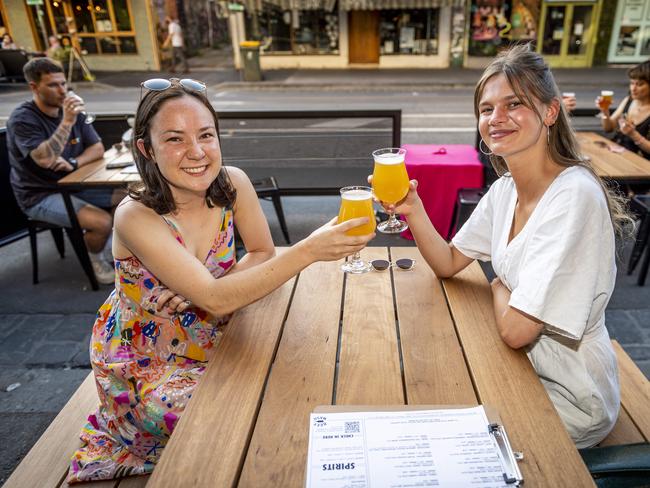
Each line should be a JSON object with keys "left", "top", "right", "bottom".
{"left": 401, "top": 144, "right": 484, "bottom": 240}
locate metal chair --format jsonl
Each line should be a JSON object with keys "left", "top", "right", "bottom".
{"left": 252, "top": 176, "right": 291, "bottom": 244}
{"left": 447, "top": 188, "right": 485, "bottom": 240}
{"left": 627, "top": 194, "right": 650, "bottom": 286}
{"left": 27, "top": 219, "right": 66, "bottom": 284}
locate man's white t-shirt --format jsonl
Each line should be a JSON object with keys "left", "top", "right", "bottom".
{"left": 168, "top": 21, "right": 183, "bottom": 48}
{"left": 452, "top": 165, "right": 619, "bottom": 447}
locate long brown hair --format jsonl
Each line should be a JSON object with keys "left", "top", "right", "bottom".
{"left": 474, "top": 43, "right": 632, "bottom": 239}
{"left": 128, "top": 80, "right": 236, "bottom": 215}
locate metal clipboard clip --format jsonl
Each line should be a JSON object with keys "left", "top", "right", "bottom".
{"left": 488, "top": 422, "right": 524, "bottom": 486}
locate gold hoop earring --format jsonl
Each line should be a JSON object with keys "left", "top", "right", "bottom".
{"left": 479, "top": 139, "right": 492, "bottom": 156}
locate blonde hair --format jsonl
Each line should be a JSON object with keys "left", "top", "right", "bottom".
{"left": 474, "top": 43, "right": 633, "bottom": 240}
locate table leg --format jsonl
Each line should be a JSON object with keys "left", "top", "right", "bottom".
{"left": 61, "top": 190, "right": 99, "bottom": 291}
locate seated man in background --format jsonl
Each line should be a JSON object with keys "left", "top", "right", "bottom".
{"left": 7, "top": 57, "right": 115, "bottom": 284}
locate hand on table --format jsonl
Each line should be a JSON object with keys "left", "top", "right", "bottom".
{"left": 50, "top": 156, "right": 74, "bottom": 172}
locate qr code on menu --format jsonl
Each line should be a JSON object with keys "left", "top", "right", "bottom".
{"left": 345, "top": 421, "right": 360, "bottom": 434}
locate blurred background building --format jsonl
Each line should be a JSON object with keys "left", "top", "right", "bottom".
{"left": 0, "top": 0, "right": 646, "bottom": 72}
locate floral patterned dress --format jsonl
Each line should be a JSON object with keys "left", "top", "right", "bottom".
{"left": 68, "top": 209, "right": 235, "bottom": 483}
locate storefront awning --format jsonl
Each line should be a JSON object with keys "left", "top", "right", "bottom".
{"left": 340, "top": 0, "right": 464, "bottom": 9}
{"left": 240, "top": 0, "right": 337, "bottom": 12}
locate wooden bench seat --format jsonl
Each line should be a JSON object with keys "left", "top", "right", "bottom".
{"left": 4, "top": 274, "right": 648, "bottom": 487}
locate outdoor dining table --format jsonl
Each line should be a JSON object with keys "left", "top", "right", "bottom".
{"left": 136, "top": 247, "right": 596, "bottom": 487}
{"left": 55, "top": 149, "right": 606, "bottom": 486}
{"left": 577, "top": 131, "right": 650, "bottom": 184}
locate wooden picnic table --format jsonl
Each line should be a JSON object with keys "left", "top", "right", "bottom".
{"left": 577, "top": 131, "right": 650, "bottom": 184}
{"left": 136, "top": 247, "right": 595, "bottom": 487}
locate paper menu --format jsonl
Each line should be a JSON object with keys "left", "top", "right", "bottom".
{"left": 305, "top": 406, "right": 510, "bottom": 488}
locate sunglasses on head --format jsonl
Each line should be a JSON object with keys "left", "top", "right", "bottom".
{"left": 371, "top": 259, "right": 416, "bottom": 271}
{"left": 139, "top": 78, "right": 207, "bottom": 100}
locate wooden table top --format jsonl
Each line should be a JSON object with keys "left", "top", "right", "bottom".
{"left": 143, "top": 247, "right": 595, "bottom": 488}
{"left": 57, "top": 147, "right": 139, "bottom": 188}
{"left": 577, "top": 131, "right": 650, "bottom": 182}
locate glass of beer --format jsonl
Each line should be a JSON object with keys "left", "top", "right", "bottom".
{"left": 338, "top": 186, "right": 376, "bottom": 274}
{"left": 599, "top": 90, "right": 614, "bottom": 112}
{"left": 372, "top": 147, "right": 410, "bottom": 233}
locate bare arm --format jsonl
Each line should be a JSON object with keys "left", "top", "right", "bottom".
{"left": 30, "top": 120, "right": 73, "bottom": 169}
{"left": 29, "top": 95, "right": 83, "bottom": 169}
{"left": 599, "top": 96, "right": 627, "bottom": 133}
{"left": 491, "top": 278, "right": 543, "bottom": 349}
{"left": 373, "top": 178, "right": 472, "bottom": 278}
{"left": 76, "top": 141, "right": 105, "bottom": 166}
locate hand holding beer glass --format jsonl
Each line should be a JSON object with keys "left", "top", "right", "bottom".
{"left": 67, "top": 89, "right": 96, "bottom": 124}
{"left": 596, "top": 90, "right": 614, "bottom": 117}
{"left": 372, "top": 148, "right": 410, "bottom": 233}
{"left": 337, "top": 186, "right": 376, "bottom": 274}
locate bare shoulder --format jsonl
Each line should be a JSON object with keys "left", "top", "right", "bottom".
{"left": 225, "top": 165, "right": 252, "bottom": 189}
{"left": 114, "top": 196, "right": 164, "bottom": 231}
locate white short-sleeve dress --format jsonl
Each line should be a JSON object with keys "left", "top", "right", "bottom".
{"left": 452, "top": 165, "right": 620, "bottom": 448}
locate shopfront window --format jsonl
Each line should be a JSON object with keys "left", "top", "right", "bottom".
{"left": 469, "top": 0, "right": 539, "bottom": 57}
{"left": 609, "top": 0, "right": 650, "bottom": 62}
{"left": 253, "top": 2, "right": 339, "bottom": 54}
{"left": 379, "top": 9, "right": 438, "bottom": 55}
{"left": 28, "top": 0, "right": 136, "bottom": 55}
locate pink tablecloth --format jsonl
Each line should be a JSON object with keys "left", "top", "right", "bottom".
{"left": 402, "top": 144, "right": 483, "bottom": 240}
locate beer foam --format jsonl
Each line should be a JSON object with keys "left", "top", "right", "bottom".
{"left": 342, "top": 189, "right": 372, "bottom": 200}
{"left": 601, "top": 90, "right": 614, "bottom": 96}
{"left": 374, "top": 152, "right": 404, "bottom": 165}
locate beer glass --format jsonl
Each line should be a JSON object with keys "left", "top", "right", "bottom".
{"left": 67, "top": 90, "right": 96, "bottom": 124}
{"left": 372, "top": 147, "right": 409, "bottom": 233}
{"left": 338, "top": 186, "right": 375, "bottom": 274}
{"left": 597, "top": 90, "right": 614, "bottom": 116}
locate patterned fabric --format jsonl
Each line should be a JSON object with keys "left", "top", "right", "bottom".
{"left": 67, "top": 209, "right": 235, "bottom": 483}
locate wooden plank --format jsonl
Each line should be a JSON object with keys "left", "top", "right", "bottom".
{"left": 60, "top": 479, "right": 116, "bottom": 488}
{"left": 116, "top": 475, "right": 150, "bottom": 487}
{"left": 239, "top": 259, "right": 345, "bottom": 487}
{"left": 336, "top": 247, "right": 404, "bottom": 405}
{"left": 613, "top": 340, "right": 650, "bottom": 440}
{"left": 577, "top": 132, "right": 650, "bottom": 180}
{"left": 599, "top": 407, "right": 646, "bottom": 446}
{"left": 442, "top": 262, "right": 595, "bottom": 487}
{"left": 4, "top": 372, "right": 98, "bottom": 488}
{"left": 58, "top": 157, "right": 108, "bottom": 186}
{"left": 147, "top": 277, "right": 296, "bottom": 488}
{"left": 391, "top": 247, "right": 477, "bottom": 405}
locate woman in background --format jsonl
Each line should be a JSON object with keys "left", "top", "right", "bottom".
{"left": 598, "top": 60, "right": 650, "bottom": 160}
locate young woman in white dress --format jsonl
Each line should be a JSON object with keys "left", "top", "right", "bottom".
{"left": 377, "top": 44, "right": 631, "bottom": 447}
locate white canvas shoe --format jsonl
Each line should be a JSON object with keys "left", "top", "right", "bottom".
{"left": 90, "top": 253, "right": 115, "bottom": 285}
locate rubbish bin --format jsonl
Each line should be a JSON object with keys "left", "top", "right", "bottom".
{"left": 239, "top": 41, "right": 262, "bottom": 82}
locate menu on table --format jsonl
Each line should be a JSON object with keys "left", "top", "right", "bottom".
{"left": 306, "top": 406, "right": 516, "bottom": 488}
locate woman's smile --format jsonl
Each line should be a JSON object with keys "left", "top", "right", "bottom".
{"left": 182, "top": 164, "right": 209, "bottom": 176}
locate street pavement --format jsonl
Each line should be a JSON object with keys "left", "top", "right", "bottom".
{"left": 0, "top": 58, "right": 648, "bottom": 483}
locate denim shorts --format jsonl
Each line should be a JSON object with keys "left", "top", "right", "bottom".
{"left": 23, "top": 189, "right": 114, "bottom": 227}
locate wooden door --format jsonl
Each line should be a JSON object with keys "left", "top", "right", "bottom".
{"left": 348, "top": 10, "right": 379, "bottom": 64}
